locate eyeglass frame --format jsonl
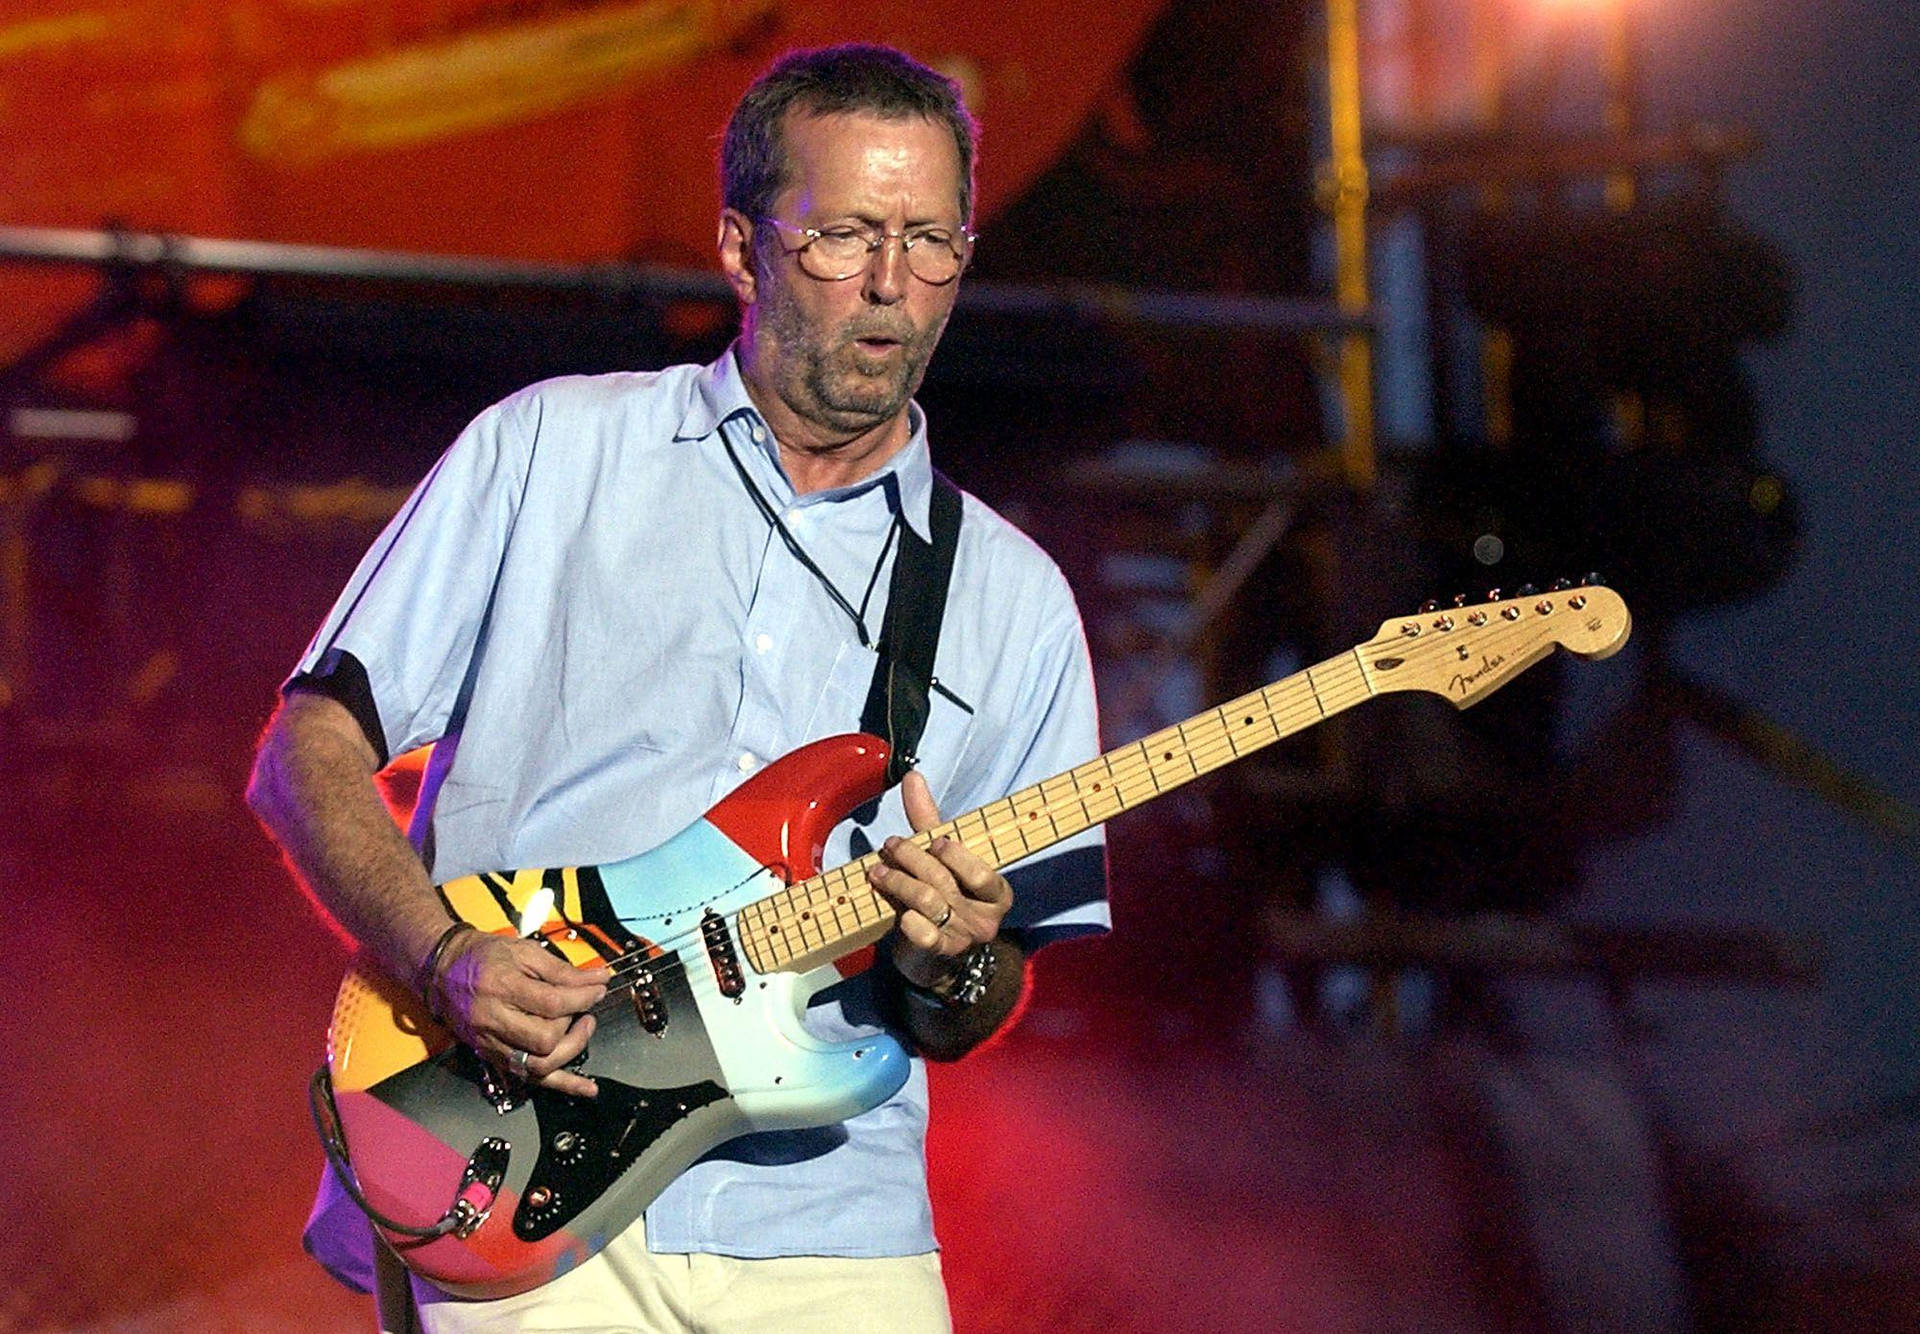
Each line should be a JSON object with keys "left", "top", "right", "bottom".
{"left": 753, "top": 216, "right": 978, "bottom": 285}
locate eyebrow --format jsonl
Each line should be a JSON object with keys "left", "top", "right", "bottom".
{"left": 829, "top": 211, "right": 961, "bottom": 230}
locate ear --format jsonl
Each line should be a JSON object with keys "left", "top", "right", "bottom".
{"left": 718, "top": 210, "right": 758, "bottom": 306}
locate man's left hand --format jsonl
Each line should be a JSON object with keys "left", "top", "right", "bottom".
{"left": 867, "top": 770, "right": 1011, "bottom": 989}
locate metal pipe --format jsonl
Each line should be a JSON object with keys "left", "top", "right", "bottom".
{"left": 0, "top": 224, "right": 1371, "bottom": 335}
{"left": 1323, "top": 0, "right": 1377, "bottom": 488}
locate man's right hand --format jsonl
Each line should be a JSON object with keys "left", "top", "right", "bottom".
{"left": 428, "top": 929, "right": 612, "bottom": 1099}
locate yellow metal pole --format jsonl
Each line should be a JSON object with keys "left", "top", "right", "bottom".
{"left": 1324, "top": 0, "right": 1375, "bottom": 489}
{"left": 1473, "top": 0, "right": 1516, "bottom": 446}
{"left": 1599, "top": 0, "right": 1646, "bottom": 447}
{"left": 1600, "top": 0, "right": 1640, "bottom": 213}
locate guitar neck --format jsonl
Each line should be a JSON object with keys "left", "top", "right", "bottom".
{"left": 736, "top": 648, "right": 1375, "bottom": 974}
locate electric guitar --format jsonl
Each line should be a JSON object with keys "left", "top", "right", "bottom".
{"left": 314, "top": 584, "right": 1630, "bottom": 1298}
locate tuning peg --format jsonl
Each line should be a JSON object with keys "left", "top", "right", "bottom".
{"left": 1452, "top": 593, "right": 1470, "bottom": 608}
{"left": 1550, "top": 578, "right": 1573, "bottom": 592}
{"left": 1419, "top": 599, "right": 1439, "bottom": 614}
{"left": 1484, "top": 587, "right": 1503, "bottom": 602}
{"left": 1582, "top": 572, "right": 1606, "bottom": 588}
{"left": 1515, "top": 583, "right": 1538, "bottom": 598}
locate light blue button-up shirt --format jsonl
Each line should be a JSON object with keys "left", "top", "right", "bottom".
{"left": 295, "top": 349, "right": 1106, "bottom": 1265}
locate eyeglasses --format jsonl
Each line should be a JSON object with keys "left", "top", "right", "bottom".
{"left": 756, "top": 217, "right": 977, "bottom": 285}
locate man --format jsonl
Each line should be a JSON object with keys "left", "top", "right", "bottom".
{"left": 249, "top": 43, "right": 1107, "bottom": 1333}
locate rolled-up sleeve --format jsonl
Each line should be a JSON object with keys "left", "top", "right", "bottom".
{"left": 287, "top": 392, "right": 535, "bottom": 761}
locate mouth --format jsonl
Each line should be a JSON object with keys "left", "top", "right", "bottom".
{"left": 852, "top": 334, "right": 903, "bottom": 355}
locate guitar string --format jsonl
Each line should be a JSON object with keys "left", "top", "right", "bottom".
{"left": 528, "top": 612, "right": 1565, "bottom": 995}
{"left": 739, "top": 615, "right": 1554, "bottom": 947}
{"left": 603, "top": 671, "right": 1349, "bottom": 981}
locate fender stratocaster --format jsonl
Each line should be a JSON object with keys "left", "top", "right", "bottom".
{"left": 317, "top": 585, "right": 1630, "bottom": 1297}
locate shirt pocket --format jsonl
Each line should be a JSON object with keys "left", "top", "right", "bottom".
{"left": 914, "top": 686, "right": 981, "bottom": 812}
{"left": 802, "top": 641, "right": 980, "bottom": 810}
{"left": 802, "top": 639, "right": 883, "bottom": 744}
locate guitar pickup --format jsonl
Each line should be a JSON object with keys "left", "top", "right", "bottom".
{"left": 629, "top": 964, "right": 668, "bottom": 1034}
{"left": 700, "top": 909, "right": 745, "bottom": 999}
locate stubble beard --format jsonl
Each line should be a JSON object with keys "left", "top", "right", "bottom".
{"left": 762, "top": 280, "right": 946, "bottom": 436}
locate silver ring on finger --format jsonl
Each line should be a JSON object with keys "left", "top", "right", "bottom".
{"left": 932, "top": 904, "right": 954, "bottom": 930}
{"left": 509, "top": 1048, "right": 531, "bottom": 1079}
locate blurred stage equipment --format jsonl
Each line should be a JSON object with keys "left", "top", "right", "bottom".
{"left": 1346, "top": 0, "right": 1913, "bottom": 863}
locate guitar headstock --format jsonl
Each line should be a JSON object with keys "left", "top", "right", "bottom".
{"left": 1359, "top": 583, "right": 1631, "bottom": 708}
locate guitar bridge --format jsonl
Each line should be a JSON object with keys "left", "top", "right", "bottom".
{"left": 477, "top": 1058, "right": 529, "bottom": 1115}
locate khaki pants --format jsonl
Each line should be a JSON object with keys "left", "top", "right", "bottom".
{"left": 382, "top": 1221, "right": 951, "bottom": 1334}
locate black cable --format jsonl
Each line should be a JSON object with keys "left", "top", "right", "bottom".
{"left": 719, "top": 418, "right": 900, "bottom": 649}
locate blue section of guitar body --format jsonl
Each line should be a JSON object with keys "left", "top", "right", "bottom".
{"left": 597, "top": 816, "right": 911, "bottom": 1135}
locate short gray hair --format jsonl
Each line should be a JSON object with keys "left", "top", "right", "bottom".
{"left": 722, "top": 44, "right": 978, "bottom": 226}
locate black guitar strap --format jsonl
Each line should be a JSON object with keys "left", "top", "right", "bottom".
{"left": 860, "top": 472, "right": 963, "bottom": 787}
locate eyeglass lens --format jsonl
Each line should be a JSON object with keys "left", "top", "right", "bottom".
{"left": 796, "top": 229, "right": 968, "bottom": 283}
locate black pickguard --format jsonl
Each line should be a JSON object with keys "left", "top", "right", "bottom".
{"left": 366, "top": 947, "right": 745, "bottom": 1244}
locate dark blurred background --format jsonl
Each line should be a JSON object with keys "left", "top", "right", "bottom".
{"left": 1, "top": 2, "right": 1914, "bottom": 1330}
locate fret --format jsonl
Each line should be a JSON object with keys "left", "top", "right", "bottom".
{"left": 954, "top": 808, "right": 992, "bottom": 845}
{"left": 825, "top": 878, "right": 859, "bottom": 938}
{"left": 792, "top": 902, "right": 825, "bottom": 952}
{"left": 719, "top": 590, "right": 1627, "bottom": 976}
{"left": 1222, "top": 708, "right": 1249, "bottom": 758}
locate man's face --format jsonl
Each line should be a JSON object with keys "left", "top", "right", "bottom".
{"left": 739, "top": 109, "right": 967, "bottom": 439}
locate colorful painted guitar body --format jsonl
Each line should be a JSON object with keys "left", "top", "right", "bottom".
{"left": 320, "top": 585, "right": 1632, "bottom": 1299}
{"left": 322, "top": 733, "right": 909, "bottom": 1299}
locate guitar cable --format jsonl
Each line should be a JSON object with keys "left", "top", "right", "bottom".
{"left": 308, "top": 1066, "right": 499, "bottom": 1240}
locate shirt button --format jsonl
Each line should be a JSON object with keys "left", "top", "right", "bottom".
{"left": 754, "top": 633, "right": 773, "bottom": 654}
{"left": 737, "top": 751, "right": 759, "bottom": 773}
{"left": 750, "top": 423, "right": 766, "bottom": 444}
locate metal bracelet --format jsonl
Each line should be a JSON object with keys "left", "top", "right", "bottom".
{"left": 902, "top": 942, "right": 999, "bottom": 1010}
{"left": 415, "top": 920, "right": 473, "bottom": 1020}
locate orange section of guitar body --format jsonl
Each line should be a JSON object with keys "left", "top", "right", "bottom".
{"left": 329, "top": 959, "right": 449, "bottom": 1095}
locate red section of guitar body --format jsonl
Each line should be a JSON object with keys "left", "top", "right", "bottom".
{"left": 704, "top": 733, "right": 891, "bottom": 881}
{"left": 705, "top": 732, "right": 893, "bottom": 979}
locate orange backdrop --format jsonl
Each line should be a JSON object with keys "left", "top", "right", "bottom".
{"left": 0, "top": 0, "right": 1164, "bottom": 361}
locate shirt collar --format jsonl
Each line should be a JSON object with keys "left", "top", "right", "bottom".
{"left": 677, "top": 344, "right": 935, "bottom": 543}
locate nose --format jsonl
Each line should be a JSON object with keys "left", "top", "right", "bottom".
{"left": 862, "top": 232, "right": 909, "bottom": 304}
